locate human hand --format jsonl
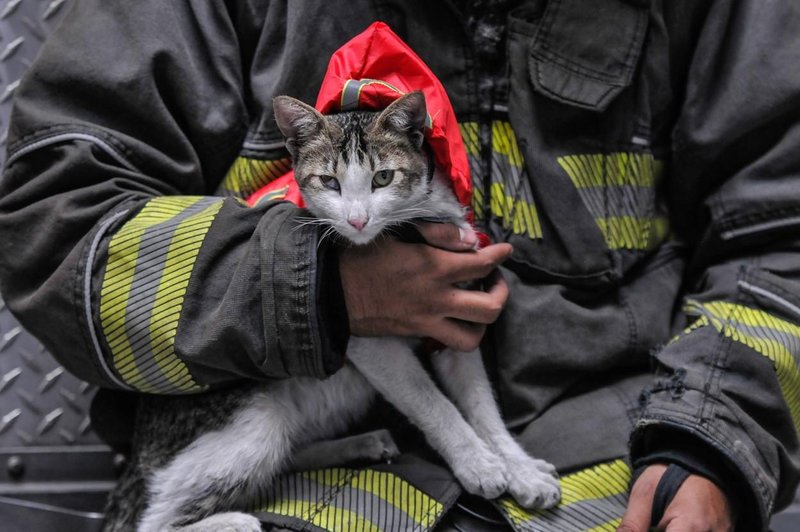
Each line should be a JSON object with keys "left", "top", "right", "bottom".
{"left": 618, "top": 464, "right": 733, "bottom": 532}
{"left": 339, "top": 222, "right": 511, "bottom": 351}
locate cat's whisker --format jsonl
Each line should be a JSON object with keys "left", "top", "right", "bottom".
{"left": 317, "top": 225, "right": 341, "bottom": 249}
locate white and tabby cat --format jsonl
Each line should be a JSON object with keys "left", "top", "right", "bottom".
{"left": 111, "top": 92, "right": 560, "bottom": 532}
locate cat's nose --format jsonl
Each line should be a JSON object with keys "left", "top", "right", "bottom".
{"left": 347, "top": 216, "right": 369, "bottom": 231}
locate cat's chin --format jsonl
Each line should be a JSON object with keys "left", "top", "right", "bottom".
{"left": 343, "top": 230, "right": 380, "bottom": 246}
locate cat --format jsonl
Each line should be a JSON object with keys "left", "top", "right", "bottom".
{"left": 104, "top": 91, "right": 560, "bottom": 532}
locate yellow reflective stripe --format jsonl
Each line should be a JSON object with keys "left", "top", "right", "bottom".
{"left": 492, "top": 121, "right": 524, "bottom": 168}
{"left": 101, "top": 197, "right": 199, "bottom": 392}
{"left": 557, "top": 152, "right": 667, "bottom": 250}
{"left": 220, "top": 156, "right": 291, "bottom": 197}
{"left": 459, "top": 122, "right": 480, "bottom": 156}
{"left": 497, "top": 459, "right": 630, "bottom": 531}
{"left": 311, "top": 501, "right": 382, "bottom": 532}
{"left": 699, "top": 300, "right": 800, "bottom": 337}
{"left": 489, "top": 182, "right": 543, "bottom": 239}
{"left": 685, "top": 300, "right": 800, "bottom": 431}
{"left": 458, "top": 120, "right": 543, "bottom": 241}
{"left": 100, "top": 197, "right": 221, "bottom": 393}
{"left": 594, "top": 215, "right": 669, "bottom": 250}
{"left": 351, "top": 469, "right": 442, "bottom": 529}
{"left": 302, "top": 468, "right": 443, "bottom": 529}
{"left": 147, "top": 200, "right": 222, "bottom": 391}
{"left": 262, "top": 499, "right": 381, "bottom": 532}
{"left": 558, "top": 153, "right": 657, "bottom": 188}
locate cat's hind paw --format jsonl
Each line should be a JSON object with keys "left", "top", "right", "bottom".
{"left": 452, "top": 446, "right": 508, "bottom": 500}
{"left": 506, "top": 459, "right": 561, "bottom": 510}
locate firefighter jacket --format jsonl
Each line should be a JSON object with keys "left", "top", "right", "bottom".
{"left": 1, "top": 1, "right": 799, "bottom": 530}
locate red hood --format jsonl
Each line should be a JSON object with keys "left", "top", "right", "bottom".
{"left": 247, "top": 21, "right": 472, "bottom": 210}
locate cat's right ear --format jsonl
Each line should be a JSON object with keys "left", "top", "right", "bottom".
{"left": 273, "top": 96, "right": 324, "bottom": 158}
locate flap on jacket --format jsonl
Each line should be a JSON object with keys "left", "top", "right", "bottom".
{"left": 528, "top": 0, "right": 650, "bottom": 111}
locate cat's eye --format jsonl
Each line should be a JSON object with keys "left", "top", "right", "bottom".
{"left": 372, "top": 170, "right": 395, "bottom": 188}
{"left": 319, "top": 175, "right": 340, "bottom": 192}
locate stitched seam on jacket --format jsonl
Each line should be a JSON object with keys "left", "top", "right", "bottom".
{"left": 720, "top": 214, "right": 800, "bottom": 240}
{"left": 738, "top": 279, "right": 800, "bottom": 321}
{"left": 7, "top": 131, "right": 140, "bottom": 171}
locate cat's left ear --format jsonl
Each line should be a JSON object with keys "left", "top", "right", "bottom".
{"left": 375, "top": 91, "right": 427, "bottom": 149}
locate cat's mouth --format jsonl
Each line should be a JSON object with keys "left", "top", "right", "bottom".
{"left": 334, "top": 223, "right": 382, "bottom": 245}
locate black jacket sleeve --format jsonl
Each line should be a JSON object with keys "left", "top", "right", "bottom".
{"left": 0, "top": 1, "right": 346, "bottom": 393}
{"left": 632, "top": 2, "right": 800, "bottom": 528}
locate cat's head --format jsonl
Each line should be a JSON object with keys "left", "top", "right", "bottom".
{"left": 273, "top": 92, "right": 432, "bottom": 245}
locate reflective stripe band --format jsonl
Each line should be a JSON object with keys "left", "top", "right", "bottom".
{"left": 492, "top": 121, "right": 524, "bottom": 169}
{"left": 99, "top": 196, "right": 223, "bottom": 393}
{"left": 340, "top": 79, "right": 433, "bottom": 128}
{"left": 557, "top": 153, "right": 667, "bottom": 250}
{"left": 496, "top": 459, "right": 631, "bottom": 532}
{"left": 685, "top": 299, "right": 800, "bottom": 431}
{"left": 559, "top": 153, "right": 658, "bottom": 188}
{"left": 594, "top": 216, "right": 669, "bottom": 251}
{"left": 341, "top": 79, "right": 367, "bottom": 111}
{"left": 250, "top": 468, "right": 445, "bottom": 532}
{"left": 218, "top": 156, "right": 292, "bottom": 197}
{"left": 460, "top": 120, "right": 542, "bottom": 240}
{"left": 251, "top": 185, "right": 290, "bottom": 207}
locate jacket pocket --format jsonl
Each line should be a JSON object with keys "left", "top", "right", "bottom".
{"left": 526, "top": 0, "right": 650, "bottom": 111}
{"left": 499, "top": 0, "right": 666, "bottom": 285}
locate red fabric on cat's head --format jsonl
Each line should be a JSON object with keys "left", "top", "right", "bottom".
{"left": 247, "top": 21, "right": 473, "bottom": 214}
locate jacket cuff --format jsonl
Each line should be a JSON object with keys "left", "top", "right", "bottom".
{"left": 260, "top": 204, "right": 345, "bottom": 378}
{"left": 316, "top": 240, "right": 349, "bottom": 374}
{"left": 631, "top": 414, "right": 766, "bottom": 531}
{"left": 631, "top": 427, "right": 747, "bottom": 524}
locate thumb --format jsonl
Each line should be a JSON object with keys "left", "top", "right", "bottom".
{"left": 618, "top": 465, "right": 666, "bottom": 532}
{"left": 417, "top": 222, "right": 477, "bottom": 251}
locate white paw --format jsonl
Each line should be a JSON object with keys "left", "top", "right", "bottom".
{"left": 505, "top": 456, "right": 561, "bottom": 510}
{"left": 192, "top": 512, "right": 263, "bottom": 532}
{"left": 451, "top": 443, "right": 508, "bottom": 499}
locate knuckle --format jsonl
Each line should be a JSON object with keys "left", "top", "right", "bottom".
{"left": 487, "top": 301, "right": 503, "bottom": 318}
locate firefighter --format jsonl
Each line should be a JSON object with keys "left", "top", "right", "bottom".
{"left": 1, "top": 1, "right": 799, "bottom": 530}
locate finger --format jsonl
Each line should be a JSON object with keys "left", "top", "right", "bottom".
{"left": 427, "top": 318, "right": 486, "bottom": 352}
{"left": 444, "top": 279, "right": 509, "bottom": 324}
{"left": 484, "top": 270, "right": 510, "bottom": 308}
{"left": 417, "top": 222, "right": 477, "bottom": 251}
{"left": 441, "top": 243, "right": 513, "bottom": 282}
{"left": 444, "top": 290, "right": 502, "bottom": 324}
{"left": 618, "top": 465, "right": 666, "bottom": 532}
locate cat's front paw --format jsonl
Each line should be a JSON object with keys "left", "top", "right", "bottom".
{"left": 506, "top": 457, "right": 561, "bottom": 510}
{"left": 451, "top": 445, "right": 508, "bottom": 499}
{"left": 181, "top": 512, "right": 263, "bottom": 532}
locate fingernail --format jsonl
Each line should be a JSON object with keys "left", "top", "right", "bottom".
{"left": 458, "top": 227, "right": 477, "bottom": 245}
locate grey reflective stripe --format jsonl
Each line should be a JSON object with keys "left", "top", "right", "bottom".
{"left": 84, "top": 209, "right": 133, "bottom": 390}
{"left": 6, "top": 132, "right": 139, "bottom": 171}
{"left": 341, "top": 79, "right": 364, "bottom": 111}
